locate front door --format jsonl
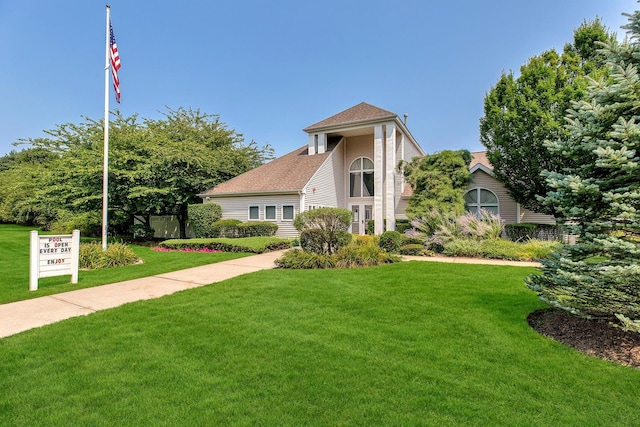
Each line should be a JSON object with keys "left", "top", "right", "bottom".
{"left": 350, "top": 204, "right": 372, "bottom": 235}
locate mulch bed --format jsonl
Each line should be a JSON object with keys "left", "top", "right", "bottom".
{"left": 528, "top": 308, "right": 640, "bottom": 369}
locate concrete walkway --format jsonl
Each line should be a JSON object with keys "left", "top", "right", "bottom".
{"left": 0, "top": 252, "right": 540, "bottom": 339}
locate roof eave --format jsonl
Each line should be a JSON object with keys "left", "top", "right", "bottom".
{"left": 199, "top": 189, "right": 302, "bottom": 198}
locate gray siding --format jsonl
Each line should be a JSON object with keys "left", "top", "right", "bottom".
{"left": 468, "top": 170, "right": 556, "bottom": 225}
{"left": 206, "top": 195, "right": 300, "bottom": 238}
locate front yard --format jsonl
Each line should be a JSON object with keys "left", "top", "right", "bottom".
{"left": 1, "top": 261, "right": 638, "bottom": 426}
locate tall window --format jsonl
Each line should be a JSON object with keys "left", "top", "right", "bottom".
{"left": 350, "top": 157, "right": 374, "bottom": 197}
{"left": 465, "top": 188, "right": 499, "bottom": 216}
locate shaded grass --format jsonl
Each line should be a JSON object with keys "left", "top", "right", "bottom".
{"left": 1, "top": 262, "right": 639, "bottom": 426}
{"left": 0, "top": 224, "right": 250, "bottom": 304}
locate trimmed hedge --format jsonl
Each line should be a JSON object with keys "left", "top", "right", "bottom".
{"left": 188, "top": 203, "right": 222, "bottom": 238}
{"left": 504, "top": 223, "right": 561, "bottom": 242}
{"left": 159, "top": 237, "right": 291, "bottom": 253}
{"left": 378, "top": 230, "right": 404, "bottom": 253}
{"left": 211, "top": 220, "right": 278, "bottom": 238}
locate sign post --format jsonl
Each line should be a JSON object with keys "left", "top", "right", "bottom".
{"left": 29, "top": 230, "right": 80, "bottom": 291}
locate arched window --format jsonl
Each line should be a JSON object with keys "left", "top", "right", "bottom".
{"left": 349, "top": 157, "right": 374, "bottom": 197}
{"left": 465, "top": 188, "right": 499, "bottom": 216}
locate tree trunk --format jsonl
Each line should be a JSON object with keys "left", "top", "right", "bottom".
{"left": 177, "top": 204, "right": 188, "bottom": 239}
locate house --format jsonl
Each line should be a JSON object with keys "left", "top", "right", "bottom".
{"left": 197, "top": 102, "right": 555, "bottom": 239}
{"left": 467, "top": 151, "right": 555, "bottom": 225}
{"left": 199, "top": 102, "right": 424, "bottom": 238}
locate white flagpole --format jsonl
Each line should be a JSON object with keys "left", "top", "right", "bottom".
{"left": 102, "top": 5, "right": 111, "bottom": 251}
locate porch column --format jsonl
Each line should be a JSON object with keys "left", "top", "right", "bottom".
{"left": 374, "top": 125, "right": 384, "bottom": 235}
{"left": 385, "top": 124, "right": 396, "bottom": 231}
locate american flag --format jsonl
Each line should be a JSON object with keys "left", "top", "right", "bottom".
{"left": 109, "top": 20, "right": 121, "bottom": 103}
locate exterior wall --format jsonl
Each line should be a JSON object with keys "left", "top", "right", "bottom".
{"left": 468, "top": 170, "right": 518, "bottom": 224}
{"left": 143, "top": 216, "right": 195, "bottom": 239}
{"left": 403, "top": 137, "right": 422, "bottom": 162}
{"left": 468, "top": 170, "right": 556, "bottom": 225}
{"left": 304, "top": 143, "right": 345, "bottom": 209}
{"left": 396, "top": 198, "right": 409, "bottom": 219}
{"left": 206, "top": 194, "right": 300, "bottom": 238}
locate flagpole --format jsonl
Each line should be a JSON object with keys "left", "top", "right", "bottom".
{"left": 102, "top": 4, "right": 111, "bottom": 251}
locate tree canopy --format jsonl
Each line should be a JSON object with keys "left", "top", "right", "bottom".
{"left": 0, "top": 107, "right": 273, "bottom": 238}
{"left": 526, "top": 10, "right": 640, "bottom": 332}
{"left": 480, "top": 19, "right": 615, "bottom": 215}
{"left": 401, "top": 149, "right": 471, "bottom": 231}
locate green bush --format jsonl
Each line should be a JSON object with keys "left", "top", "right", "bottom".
{"left": 79, "top": 242, "right": 139, "bottom": 269}
{"left": 378, "top": 230, "right": 404, "bottom": 253}
{"left": 275, "top": 243, "right": 400, "bottom": 269}
{"left": 188, "top": 203, "right": 222, "bottom": 238}
{"left": 211, "top": 219, "right": 243, "bottom": 238}
{"left": 395, "top": 219, "right": 411, "bottom": 234}
{"left": 294, "top": 207, "right": 352, "bottom": 254}
{"left": 504, "top": 223, "right": 561, "bottom": 242}
{"left": 50, "top": 211, "right": 102, "bottom": 237}
{"left": 399, "top": 243, "right": 428, "bottom": 256}
{"left": 129, "top": 224, "right": 155, "bottom": 240}
{"left": 159, "top": 237, "right": 291, "bottom": 253}
{"left": 274, "top": 249, "right": 337, "bottom": 269}
{"left": 238, "top": 221, "right": 278, "bottom": 237}
{"left": 335, "top": 243, "right": 401, "bottom": 268}
{"left": 300, "top": 229, "right": 351, "bottom": 254}
{"left": 442, "top": 238, "right": 561, "bottom": 261}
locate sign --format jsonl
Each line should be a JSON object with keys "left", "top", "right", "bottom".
{"left": 29, "top": 230, "right": 80, "bottom": 291}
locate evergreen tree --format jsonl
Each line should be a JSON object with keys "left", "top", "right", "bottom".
{"left": 526, "top": 9, "right": 640, "bottom": 332}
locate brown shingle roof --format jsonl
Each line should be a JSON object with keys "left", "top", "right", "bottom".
{"left": 303, "top": 102, "right": 397, "bottom": 132}
{"left": 200, "top": 144, "right": 336, "bottom": 196}
{"left": 470, "top": 151, "right": 492, "bottom": 170}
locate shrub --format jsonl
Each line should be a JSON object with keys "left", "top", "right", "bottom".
{"left": 353, "top": 234, "right": 375, "bottom": 246}
{"left": 50, "top": 211, "right": 102, "bottom": 237}
{"left": 159, "top": 237, "right": 291, "bottom": 253}
{"left": 395, "top": 219, "right": 412, "bottom": 234}
{"left": 274, "top": 249, "right": 337, "bottom": 269}
{"left": 211, "top": 219, "right": 242, "bottom": 238}
{"left": 504, "top": 223, "right": 561, "bottom": 242}
{"left": 79, "top": 242, "right": 139, "bottom": 269}
{"left": 294, "top": 207, "right": 352, "bottom": 254}
{"left": 378, "top": 230, "right": 404, "bottom": 253}
{"left": 335, "top": 243, "right": 401, "bottom": 268}
{"left": 442, "top": 238, "right": 561, "bottom": 261}
{"left": 275, "top": 243, "right": 400, "bottom": 269}
{"left": 399, "top": 244, "right": 428, "bottom": 256}
{"left": 300, "top": 229, "right": 351, "bottom": 255}
{"left": 188, "top": 203, "right": 222, "bottom": 238}
{"left": 238, "top": 221, "right": 278, "bottom": 237}
{"left": 129, "top": 223, "right": 155, "bottom": 240}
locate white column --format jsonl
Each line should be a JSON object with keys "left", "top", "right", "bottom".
{"left": 374, "top": 125, "right": 384, "bottom": 235}
{"left": 385, "top": 124, "right": 396, "bottom": 231}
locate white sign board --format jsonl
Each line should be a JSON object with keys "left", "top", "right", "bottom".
{"left": 29, "top": 230, "right": 80, "bottom": 291}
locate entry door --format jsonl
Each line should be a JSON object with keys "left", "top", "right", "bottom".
{"left": 350, "top": 204, "right": 373, "bottom": 235}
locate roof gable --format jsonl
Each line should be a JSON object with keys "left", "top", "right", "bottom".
{"left": 470, "top": 151, "right": 493, "bottom": 175}
{"left": 200, "top": 142, "right": 338, "bottom": 197}
{"left": 303, "top": 102, "right": 397, "bottom": 132}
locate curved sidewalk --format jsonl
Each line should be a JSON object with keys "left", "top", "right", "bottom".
{"left": 0, "top": 252, "right": 539, "bottom": 339}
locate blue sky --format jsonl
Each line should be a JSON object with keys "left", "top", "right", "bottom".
{"left": 0, "top": 0, "right": 633, "bottom": 158}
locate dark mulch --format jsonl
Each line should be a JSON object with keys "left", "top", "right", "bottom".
{"left": 528, "top": 308, "right": 640, "bottom": 369}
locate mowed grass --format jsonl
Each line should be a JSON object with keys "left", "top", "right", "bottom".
{"left": 1, "top": 262, "right": 639, "bottom": 426}
{"left": 0, "top": 224, "right": 250, "bottom": 304}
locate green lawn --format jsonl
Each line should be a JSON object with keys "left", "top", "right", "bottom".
{"left": 0, "top": 224, "right": 251, "bottom": 304}
{"left": 1, "top": 261, "right": 638, "bottom": 426}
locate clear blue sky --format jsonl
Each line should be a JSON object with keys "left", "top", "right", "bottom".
{"left": 0, "top": 0, "right": 633, "bottom": 158}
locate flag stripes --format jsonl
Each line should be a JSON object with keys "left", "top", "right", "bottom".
{"left": 109, "top": 20, "right": 121, "bottom": 103}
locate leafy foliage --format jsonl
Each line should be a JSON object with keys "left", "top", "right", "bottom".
{"left": 378, "top": 231, "right": 405, "bottom": 253}
{"left": 159, "top": 237, "right": 291, "bottom": 253}
{"left": 400, "top": 150, "right": 471, "bottom": 221}
{"left": 79, "top": 242, "right": 139, "bottom": 269}
{"left": 294, "top": 207, "right": 353, "bottom": 255}
{"left": 0, "top": 108, "right": 272, "bottom": 239}
{"left": 443, "top": 238, "right": 561, "bottom": 261}
{"left": 275, "top": 242, "right": 400, "bottom": 269}
{"left": 188, "top": 203, "right": 222, "bottom": 238}
{"left": 526, "top": 10, "right": 640, "bottom": 332}
{"left": 480, "top": 19, "right": 615, "bottom": 214}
